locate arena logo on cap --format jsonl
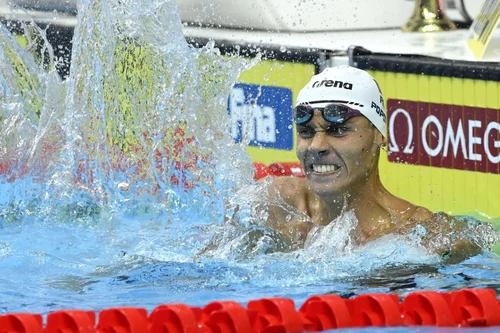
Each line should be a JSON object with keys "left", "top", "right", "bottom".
{"left": 228, "top": 83, "right": 293, "bottom": 150}
{"left": 312, "top": 80, "right": 353, "bottom": 90}
{"left": 387, "top": 99, "right": 500, "bottom": 174}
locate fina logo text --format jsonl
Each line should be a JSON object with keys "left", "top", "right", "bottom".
{"left": 228, "top": 84, "right": 294, "bottom": 150}
{"left": 312, "top": 80, "right": 353, "bottom": 90}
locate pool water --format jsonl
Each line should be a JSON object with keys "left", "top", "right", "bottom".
{"left": 0, "top": 200, "right": 499, "bottom": 315}
{"left": 0, "top": 0, "right": 499, "bottom": 331}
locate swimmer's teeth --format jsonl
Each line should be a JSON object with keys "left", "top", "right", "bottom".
{"left": 312, "top": 164, "right": 338, "bottom": 173}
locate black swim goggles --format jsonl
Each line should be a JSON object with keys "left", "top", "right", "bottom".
{"left": 293, "top": 102, "right": 363, "bottom": 125}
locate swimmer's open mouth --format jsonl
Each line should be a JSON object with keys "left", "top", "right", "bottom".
{"left": 311, "top": 164, "right": 341, "bottom": 174}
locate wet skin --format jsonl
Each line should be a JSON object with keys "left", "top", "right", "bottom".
{"left": 264, "top": 109, "right": 481, "bottom": 263}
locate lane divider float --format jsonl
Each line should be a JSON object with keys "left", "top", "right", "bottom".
{"left": 1, "top": 288, "right": 499, "bottom": 332}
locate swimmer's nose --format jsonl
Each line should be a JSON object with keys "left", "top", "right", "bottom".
{"left": 308, "top": 132, "right": 329, "bottom": 156}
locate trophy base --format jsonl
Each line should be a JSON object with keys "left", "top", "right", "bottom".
{"left": 402, "top": 18, "right": 457, "bottom": 32}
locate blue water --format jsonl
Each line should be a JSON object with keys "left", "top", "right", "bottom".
{"left": 0, "top": 0, "right": 499, "bottom": 332}
{"left": 0, "top": 198, "right": 499, "bottom": 316}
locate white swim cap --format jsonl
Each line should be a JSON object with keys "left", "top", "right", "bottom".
{"left": 295, "top": 66, "right": 387, "bottom": 137}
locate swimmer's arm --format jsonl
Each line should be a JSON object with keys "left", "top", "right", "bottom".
{"left": 265, "top": 206, "right": 313, "bottom": 249}
{"left": 196, "top": 177, "right": 312, "bottom": 259}
{"left": 258, "top": 176, "right": 314, "bottom": 249}
{"left": 411, "top": 210, "right": 482, "bottom": 264}
{"left": 438, "top": 238, "right": 481, "bottom": 264}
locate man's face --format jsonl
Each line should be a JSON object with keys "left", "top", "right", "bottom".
{"left": 295, "top": 109, "right": 381, "bottom": 198}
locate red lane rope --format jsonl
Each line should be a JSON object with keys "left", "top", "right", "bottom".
{"left": 1, "top": 288, "right": 499, "bottom": 332}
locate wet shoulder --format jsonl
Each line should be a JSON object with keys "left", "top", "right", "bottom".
{"left": 267, "top": 176, "right": 311, "bottom": 207}
{"left": 404, "top": 207, "right": 484, "bottom": 263}
{"left": 403, "top": 206, "right": 458, "bottom": 236}
{"left": 407, "top": 206, "right": 435, "bottom": 224}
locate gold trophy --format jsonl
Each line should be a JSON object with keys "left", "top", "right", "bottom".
{"left": 402, "top": 0, "right": 457, "bottom": 32}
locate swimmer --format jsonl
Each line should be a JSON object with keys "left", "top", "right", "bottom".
{"left": 262, "top": 65, "right": 483, "bottom": 263}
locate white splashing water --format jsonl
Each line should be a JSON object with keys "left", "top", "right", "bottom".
{"left": 202, "top": 180, "right": 442, "bottom": 274}
{"left": 1, "top": 0, "right": 256, "bottom": 225}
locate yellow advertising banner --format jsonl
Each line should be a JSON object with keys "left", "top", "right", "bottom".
{"left": 370, "top": 70, "right": 500, "bottom": 222}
